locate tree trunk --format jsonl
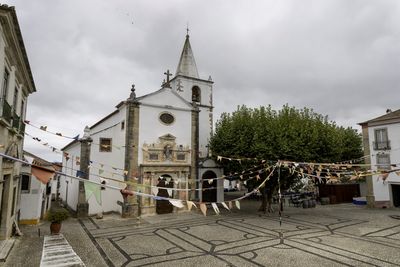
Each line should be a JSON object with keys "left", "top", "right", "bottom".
{"left": 258, "top": 189, "right": 274, "bottom": 213}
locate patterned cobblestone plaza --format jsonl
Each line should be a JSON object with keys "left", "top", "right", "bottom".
{"left": 3, "top": 200, "right": 400, "bottom": 267}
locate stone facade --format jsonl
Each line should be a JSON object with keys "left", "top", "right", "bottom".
{"left": 0, "top": 5, "right": 36, "bottom": 239}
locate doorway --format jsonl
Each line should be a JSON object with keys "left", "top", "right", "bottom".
{"left": 156, "top": 175, "right": 174, "bottom": 214}
{"left": 392, "top": 184, "right": 400, "bottom": 207}
{"left": 202, "top": 171, "right": 217, "bottom": 202}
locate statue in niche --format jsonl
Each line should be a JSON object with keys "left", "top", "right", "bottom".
{"left": 164, "top": 145, "right": 172, "bottom": 161}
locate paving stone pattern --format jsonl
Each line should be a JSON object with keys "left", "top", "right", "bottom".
{"left": 79, "top": 204, "right": 400, "bottom": 267}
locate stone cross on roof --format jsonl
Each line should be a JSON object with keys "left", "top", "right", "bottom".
{"left": 163, "top": 70, "right": 172, "bottom": 88}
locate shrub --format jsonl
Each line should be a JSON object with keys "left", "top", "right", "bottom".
{"left": 47, "top": 208, "right": 69, "bottom": 223}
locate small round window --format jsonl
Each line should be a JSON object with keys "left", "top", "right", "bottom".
{"left": 159, "top": 112, "right": 175, "bottom": 125}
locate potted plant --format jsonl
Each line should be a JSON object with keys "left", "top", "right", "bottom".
{"left": 47, "top": 207, "right": 69, "bottom": 234}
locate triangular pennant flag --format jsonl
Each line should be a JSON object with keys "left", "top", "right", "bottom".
{"left": 167, "top": 189, "right": 173, "bottom": 197}
{"left": 200, "top": 203, "right": 207, "bottom": 216}
{"left": 211, "top": 203, "right": 220, "bottom": 215}
{"left": 169, "top": 199, "right": 184, "bottom": 208}
{"left": 84, "top": 181, "right": 102, "bottom": 205}
{"left": 24, "top": 155, "right": 34, "bottom": 164}
{"left": 235, "top": 200, "right": 241, "bottom": 210}
{"left": 187, "top": 201, "right": 197, "bottom": 211}
{"left": 175, "top": 178, "right": 180, "bottom": 185}
{"left": 228, "top": 201, "right": 233, "bottom": 209}
{"left": 208, "top": 179, "right": 213, "bottom": 184}
{"left": 217, "top": 156, "right": 222, "bottom": 162}
{"left": 73, "top": 134, "right": 80, "bottom": 140}
{"left": 380, "top": 173, "right": 389, "bottom": 181}
{"left": 151, "top": 187, "right": 159, "bottom": 196}
{"left": 40, "top": 125, "right": 47, "bottom": 131}
{"left": 221, "top": 202, "right": 230, "bottom": 211}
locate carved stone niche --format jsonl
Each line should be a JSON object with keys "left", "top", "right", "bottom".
{"left": 142, "top": 134, "right": 190, "bottom": 164}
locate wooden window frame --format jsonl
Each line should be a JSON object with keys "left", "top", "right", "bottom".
{"left": 99, "top": 138, "right": 112, "bottom": 152}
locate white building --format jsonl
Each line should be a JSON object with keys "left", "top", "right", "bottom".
{"left": 0, "top": 5, "right": 36, "bottom": 239}
{"left": 359, "top": 109, "right": 400, "bottom": 208}
{"left": 61, "top": 33, "right": 223, "bottom": 216}
{"left": 19, "top": 151, "right": 55, "bottom": 225}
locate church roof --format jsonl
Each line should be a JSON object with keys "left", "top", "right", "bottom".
{"left": 175, "top": 34, "right": 199, "bottom": 79}
{"left": 136, "top": 86, "right": 193, "bottom": 109}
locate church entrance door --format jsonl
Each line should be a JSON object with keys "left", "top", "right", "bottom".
{"left": 202, "top": 171, "right": 217, "bottom": 203}
{"left": 156, "top": 175, "right": 174, "bottom": 214}
{"left": 392, "top": 184, "right": 400, "bottom": 207}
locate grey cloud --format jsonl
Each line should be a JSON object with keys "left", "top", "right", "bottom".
{"left": 3, "top": 0, "right": 399, "bottom": 161}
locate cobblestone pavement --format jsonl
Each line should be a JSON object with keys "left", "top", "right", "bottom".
{"left": 80, "top": 202, "right": 399, "bottom": 267}
{"left": 2, "top": 201, "right": 400, "bottom": 267}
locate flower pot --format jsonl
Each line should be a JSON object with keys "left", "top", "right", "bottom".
{"left": 50, "top": 222, "right": 62, "bottom": 235}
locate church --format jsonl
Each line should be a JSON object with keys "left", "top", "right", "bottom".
{"left": 60, "top": 33, "right": 223, "bottom": 216}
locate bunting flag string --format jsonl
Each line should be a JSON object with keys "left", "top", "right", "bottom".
{"left": 26, "top": 121, "right": 79, "bottom": 140}
{"left": 217, "top": 155, "right": 264, "bottom": 163}
{"left": 0, "top": 152, "right": 277, "bottom": 217}
{"left": 26, "top": 121, "right": 125, "bottom": 150}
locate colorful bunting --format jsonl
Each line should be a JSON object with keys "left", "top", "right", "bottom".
{"left": 151, "top": 187, "right": 159, "bottom": 196}
{"left": 221, "top": 202, "right": 230, "bottom": 211}
{"left": 211, "top": 203, "right": 220, "bottom": 215}
{"left": 169, "top": 199, "right": 184, "bottom": 208}
{"left": 235, "top": 200, "right": 241, "bottom": 210}
{"left": 187, "top": 201, "right": 196, "bottom": 211}
{"left": 84, "top": 181, "right": 102, "bottom": 205}
{"left": 200, "top": 203, "right": 207, "bottom": 216}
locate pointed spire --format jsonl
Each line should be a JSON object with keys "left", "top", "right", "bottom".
{"left": 175, "top": 30, "right": 199, "bottom": 78}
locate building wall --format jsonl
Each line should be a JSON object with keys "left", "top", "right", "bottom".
{"left": 0, "top": 8, "right": 34, "bottom": 238}
{"left": 368, "top": 123, "right": 400, "bottom": 206}
{"left": 19, "top": 166, "right": 51, "bottom": 224}
{"left": 170, "top": 77, "right": 213, "bottom": 158}
{"left": 138, "top": 91, "right": 192, "bottom": 165}
{"left": 88, "top": 107, "right": 126, "bottom": 215}
{"left": 60, "top": 143, "right": 81, "bottom": 212}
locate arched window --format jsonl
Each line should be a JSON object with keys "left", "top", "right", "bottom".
{"left": 192, "top": 86, "right": 201, "bottom": 102}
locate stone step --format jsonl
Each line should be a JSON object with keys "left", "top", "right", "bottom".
{"left": 0, "top": 239, "right": 15, "bottom": 262}
{"left": 40, "top": 234, "right": 85, "bottom": 267}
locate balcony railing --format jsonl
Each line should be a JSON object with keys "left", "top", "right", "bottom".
{"left": 20, "top": 121, "right": 25, "bottom": 133}
{"left": 1, "top": 99, "right": 12, "bottom": 124}
{"left": 373, "top": 140, "right": 391, "bottom": 150}
{"left": 12, "top": 111, "right": 20, "bottom": 129}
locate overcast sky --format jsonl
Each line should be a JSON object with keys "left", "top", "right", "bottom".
{"left": 4, "top": 0, "right": 400, "bottom": 162}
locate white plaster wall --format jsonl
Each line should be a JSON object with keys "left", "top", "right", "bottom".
{"left": 138, "top": 91, "right": 192, "bottom": 165}
{"left": 88, "top": 107, "right": 126, "bottom": 214}
{"left": 61, "top": 143, "right": 81, "bottom": 211}
{"left": 170, "top": 78, "right": 213, "bottom": 107}
{"left": 170, "top": 78, "right": 214, "bottom": 158}
{"left": 198, "top": 106, "right": 212, "bottom": 157}
{"left": 19, "top": 170, "right": 43, "bottom": 220}
{"left": 369, "top": 123, "right": 400, "bottom": 201}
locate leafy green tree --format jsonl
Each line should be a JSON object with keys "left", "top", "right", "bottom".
{"left": 210, "top": 105, "right": 363, "bottom": 212}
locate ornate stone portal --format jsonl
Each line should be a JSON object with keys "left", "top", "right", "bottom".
{"left": 142, "top": 134, "right": 190, "bottom": 164}
{"left": 140, "top": 134, "right": 191, "bottom": 215}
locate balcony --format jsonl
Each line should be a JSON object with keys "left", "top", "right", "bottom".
{"left": 12, "top": 112, "right": 20, "bottom": 129}
{"left": 373, "top": 140, "right": 391, "bottom": 150}
{"left": 1, "top": 99, "right": 12, "bottom": 124}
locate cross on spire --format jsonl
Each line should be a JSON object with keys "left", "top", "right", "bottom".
{"left": 186, "top": 24, "right": 189, "bottom": 37}
{"left": 163, "top": 69, "right": 172, "bottom": 88}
